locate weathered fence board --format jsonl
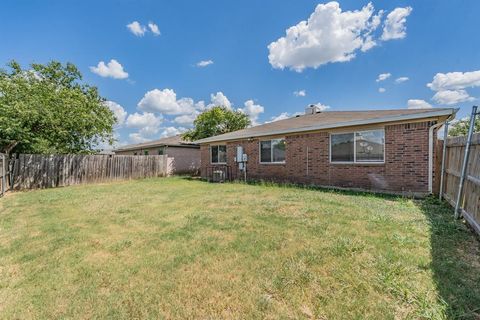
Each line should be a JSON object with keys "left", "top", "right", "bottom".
{"left": 439, "top": 132, "right": 480, "bottom": 235}
{"left": 0, "top": 153, "right": 6, "bottom": 196}
{"left": 10, "top": 154, "right": 170, "bottom": 190}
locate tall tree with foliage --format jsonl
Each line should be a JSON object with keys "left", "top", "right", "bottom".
{"left": 448, "top": 117, "right": 480, "bottom": 137}
{"left": 182, "top": 106, "right": 250, "bottom": 141}
{"left": 0, "top": 60, "right": 116, "bottom": 154}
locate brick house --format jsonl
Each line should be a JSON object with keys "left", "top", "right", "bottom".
{"left": 195, "top": 107, "right": 457, "bottom": 195}
{"left": 114, "top": 135, "right": 200, "bottom": 174}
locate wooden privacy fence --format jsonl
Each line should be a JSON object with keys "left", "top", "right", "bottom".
{"left": 439, "top": 132, "right": 480, "bottom": 235}
{"left": 10, "top": 154, "right": 170, "bottom": 190}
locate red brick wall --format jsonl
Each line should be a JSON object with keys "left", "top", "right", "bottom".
{"left": 200, "top": 121, "right": 437, "bottom": 194}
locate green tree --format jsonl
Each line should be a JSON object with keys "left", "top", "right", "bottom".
{"left": 448, "top": 117, "right": 480, "bottom": 137}
{"left": 182, "top": 106, "right": 250, "bottom": 141}
{"left": 0, "top": 60, "right": 116, "bottom": 154}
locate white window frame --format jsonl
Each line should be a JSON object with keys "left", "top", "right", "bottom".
{"left": 329, "top": 129, "right": 385, "bottom": 164}
{"left": 210, "top": 145, "right": 227, "bottom": 164}
{"left": 259, "top": 138, "right": 286, "bottom": 164}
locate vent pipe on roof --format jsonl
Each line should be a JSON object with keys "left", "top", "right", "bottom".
{"left": 305, "top": 104, "right": 322, "bottom": 115}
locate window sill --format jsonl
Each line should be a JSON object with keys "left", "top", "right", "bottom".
{"left": 211, "top": 162, "right": 227, "bottom": 165}
{"left": 259, "top": 162, "right": 286, "bottom": 165}
{"left": 330, "top": 162, "right": 385, "bottom": 165}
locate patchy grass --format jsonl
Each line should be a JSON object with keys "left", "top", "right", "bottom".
{"left": 0, "top": 177, "right": 479, "bottom": 319}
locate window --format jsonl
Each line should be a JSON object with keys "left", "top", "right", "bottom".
{"left": 211, "top": 145, "right": 227, "bottom": 164}
{"left": 260, "top": 139, "right": 286, "bottom": 163}
{"left": 158, "top": 147, "right": 166, "bottom": 155}
{"left": 330, "top": 129, "right": 384, "bottom": 163}
{"left": 133, "top": 152, "right": 137, "bottom": 155}
{"left": 144, "top": 150, "right": 149, "bottom": 155}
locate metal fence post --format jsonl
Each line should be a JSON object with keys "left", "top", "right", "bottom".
{"left": 439, "top": 122, "right": 449, "bottom": 201}
{"left": 454, "top": 106, "right": 478, "bottom": 219}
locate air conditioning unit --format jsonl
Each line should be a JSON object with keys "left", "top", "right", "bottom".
{"left": 212, "top": 170, "right": 225, "bottom": 182}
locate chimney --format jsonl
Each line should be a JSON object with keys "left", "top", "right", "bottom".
{"left": 305, "top": 104, "right": 321, "bottom": 115}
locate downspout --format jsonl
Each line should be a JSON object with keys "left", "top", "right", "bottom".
{"left": 428, "top": 121, "right": 444, "bottom": 193}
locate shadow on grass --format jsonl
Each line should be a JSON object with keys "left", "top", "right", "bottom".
{"left": 191, "top": 176, "right": 407, "bottom": 201}
{"left": 418, "top": 197, "right": 480, "bottom": 319}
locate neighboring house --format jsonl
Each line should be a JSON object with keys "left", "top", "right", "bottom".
{"left": 114, "top": 135, "right": 200, "bottom": 174}
{"left": 195, "top": 106, "right": 457, "bottom": 195}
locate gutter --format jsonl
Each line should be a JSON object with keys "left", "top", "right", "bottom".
{"left": 428, "top": 109, "right": 458, "bottom": 193}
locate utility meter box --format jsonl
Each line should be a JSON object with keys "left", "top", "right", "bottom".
{"left": 236, "top": 146, "right": 243, "bottom": 162}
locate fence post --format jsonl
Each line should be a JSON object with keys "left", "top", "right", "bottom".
{"left": 454, "top": 106, "right": 478, "bottom": 219}
{"left": 1, "top": 153, "right": 5, "bottom": 197}
{"left": 439, "top": 121, "right": 449, "bottom": 201}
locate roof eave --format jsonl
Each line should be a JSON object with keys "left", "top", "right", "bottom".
{"left": 195, "top": 108, "right": 457, "bottom": 144}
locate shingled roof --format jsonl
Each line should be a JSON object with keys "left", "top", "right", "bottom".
{"left": 195, "top": 108, "right": 457, "bottom": 144}
{"left": 114, "top": 135, "right": 198, "bottom": 152}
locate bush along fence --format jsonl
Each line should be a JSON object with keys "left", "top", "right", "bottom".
{"left": 438, "top": 106, "right": 480, "bottom": 236}
{"left": 8, "top": 154, "right": 171, "bottom": 190}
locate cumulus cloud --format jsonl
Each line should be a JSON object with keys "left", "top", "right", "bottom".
{"left": 395, "top": 76, "right": 409, "bottom": 83}
{"left": 293, "top": 90, "right": 306, "bottom": 97}
{"left": 159, "top": 126, "right": 188, "bottom": 138}
{"left": 196, "top": 60, "right": 214, "bottom": 67}
{"left": 427, "top": 70, "right": 480, "bottom": 105}
{"left": 268, "top": 2, "right": 385, "bottom": 72}
{"left": 407, "top": 99, "right": 432, "bottom": 109}
{"left": 268, "top": 2, "right": 412, "bottom": 72}
{"left": 268, "top": 112, "right": 304, "bottom": 123}
{"left": 381, "top": 7, "right": 412, "bottom": 40}
{"left": 104, "top": 101, "right": 127, "bottom": 125}
{"left": 173, "top": 113, "right": 198, "bottom": 126}
{"left": 208, "top": 92, "right": 232, "bottom": 109}
{"left": 432, "top": 90, "right": 474, "bottom": 105}
{"left": 427, "top": 70, "right": 480, "bottom": 91}
{"left": 378, "top": 87, "right": 386, "bottom": 93}
{"left": 239, "top": 100, "right": 265, "bottom": 125}
{"left": 90, "top": 59, "right": 129, "bottom": 79}
{"left": 148, "top": 22, "right": 160, "bottom": 35}
{"left": 127, "top": 21, "right": 147, "bottom": 36}
{"left": 126, "top": 112, "right": 162, "bottom": 129}
{"left": 137, "top": 89, "right": 197, "bottom": 115}
{"left": 129, "top": 133, "right": 150, "bottom": 144}
{"left": 376, "top": 73, "right": 391, "bottom": 82}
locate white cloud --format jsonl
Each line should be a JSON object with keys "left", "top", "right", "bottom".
{"left": 196, "top": 60, "right": 214, "bottom": 67}
{"left": 381, "top": 7, "right": 412, "bottom": 41}
{"left": 239, "top": 100, "right": 264, "bottom": 125}
{"left": 126, "top": 112, "right": 162, "bottom": 129}
{"left": 378, "top": 87, "right": 386, "bottom": 93}
{"left": 427, "top": 70, "right": 480, "bottom": 91}
{"left": 267, "top": 2, "right": 384, "bottom": 72}
{"left": 129, "top": 133, "right": 150, "bottom": 144}
{"left": 208, "top": 92, "right": 232, "bottom": 109}
{"left": 90, "top": 59, "right": 128, "bottom": 79}
{"left": 269, "top": 112, "right": 291, "bottom": 122}
{"left": 160, "top": 127, "right": 187, "bottom": 138}
{"left": 137, "top": 89, "right": 196, "bottom": 115}
{"left": 311, "top": 103, "right": 330, "bottom": 111}
{"left": 432, "top": 89, "right": 474, "bottom": 105}
{"left": 173, "top": 113, "right": 198, "bottom": 126}
{"left": 407, "top": 99, "right": 432, "bottom": 109}
{"left": 127, "top": 21, "right": 147, "bottom": 36}
{"left": 376, "top": 73, "right": 391, "bottom": 82}
{"left": 293, "top": 90, "right": 306, "bottom": 97}
{"left": 395, "top": 76, "right": 409, "bottom": 83}
{"left": 148, "top": 22, "right": 160, "bottom": 35}
{"left": 104, "top": 101, "right": 127, "bottom": 125}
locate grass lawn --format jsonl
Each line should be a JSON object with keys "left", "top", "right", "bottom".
{"left": 1, "top": 177, "right": 479, "bottom": 319}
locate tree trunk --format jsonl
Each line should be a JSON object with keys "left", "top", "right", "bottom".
{"left": 3, "top": 141, "right": 18, "bottom": 155}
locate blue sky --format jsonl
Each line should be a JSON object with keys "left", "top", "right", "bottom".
{"left": 2, "top": 0, "right": 480, "bottom": 146}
